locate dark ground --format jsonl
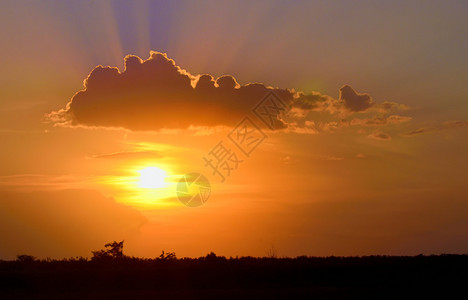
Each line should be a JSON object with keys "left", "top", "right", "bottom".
{"left": 1, "top": 254, "right": 467, "bottom": 299}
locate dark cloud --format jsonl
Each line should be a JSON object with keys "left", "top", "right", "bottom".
{"left": 339, "top": 85, "right": 373, "bottom": 112}
{"left": 47, "top": 51, "right": 409, "bottom": 133}
{"left": 47, "top": 52, "right": 295, "bottom": 131}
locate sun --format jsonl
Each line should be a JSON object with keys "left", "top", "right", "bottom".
{"left": 137, "top": 167, "right": 167, "bottom": 189}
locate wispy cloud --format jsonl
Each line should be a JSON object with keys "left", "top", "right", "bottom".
{"left": 406, "top": 120, "right": 468, "bottom": 136}
{"left": 368, "top": 130, "right": 392, "bottom": 141}
{"left": 88, "top": 151, "right": 162, "bottom": 160}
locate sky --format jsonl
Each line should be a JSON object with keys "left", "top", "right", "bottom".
{"left": 0, "top": 0, "right": 467, "bottom": 259}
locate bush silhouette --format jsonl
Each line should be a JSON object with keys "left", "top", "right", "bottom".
{"left": 16, "top": 254, "right": 36, "bottom": 263}
{"left": 158, "top": 250, "right": 177, "bottom": 260}
{"left": 1, "top": 251, "right": 468, "bottom": 298}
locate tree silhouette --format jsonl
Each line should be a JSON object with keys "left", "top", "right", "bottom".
{"left": 91, "top": 240, "right": 124, "bottom": 261}
{"left": 267, "top": 244, "right": 277, "bottom": 258}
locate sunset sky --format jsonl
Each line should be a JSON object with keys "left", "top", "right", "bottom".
{"left": 1, "top": 0, "right": 467, "bottom": 259}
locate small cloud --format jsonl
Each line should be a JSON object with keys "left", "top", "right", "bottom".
{"left": 350, "top": 115, "right": 412, "bottom": 126}
{"left": 339, "top": 85, "right": 373, "bottom": 112}
{"left": 286, "top": 120, "right": 319, "bottom": 134}
{"left": 187, "top": 125, "right": 228, "bottom": 136}
{"left": 387, "top": 115, "right": 412, "bottom": 124}
{"left": 291, "top": 91, "right": 329, "bottom": 111}
{"left": 368, "top": 130, "right": 392, "bottom": 141}
{"left": 319, "top": 120, "right": 350, "bottom": 132}
{"left": 282, "top": 155, "right": 292, "bottom": 164}
{"left": 375, "top": 101, "right": 410, "bottom": 113}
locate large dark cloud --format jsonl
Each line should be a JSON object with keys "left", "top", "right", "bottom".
{"left": 47, "top": 51, "right": 406, "bottom": 132}
{"left": 48, "top": 52, "right": 296, "bottom": 131}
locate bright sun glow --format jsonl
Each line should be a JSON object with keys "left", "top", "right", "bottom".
{"left": 137, "top": 167, "right": 167, "bottom": 189}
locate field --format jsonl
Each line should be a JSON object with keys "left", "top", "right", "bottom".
{"left": 1, "top": 254, "right": 467, "bottom": 299}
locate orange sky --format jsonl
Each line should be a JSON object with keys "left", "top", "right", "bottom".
{"left": 0, "top": 0, "right": 467, "bottom": 259}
